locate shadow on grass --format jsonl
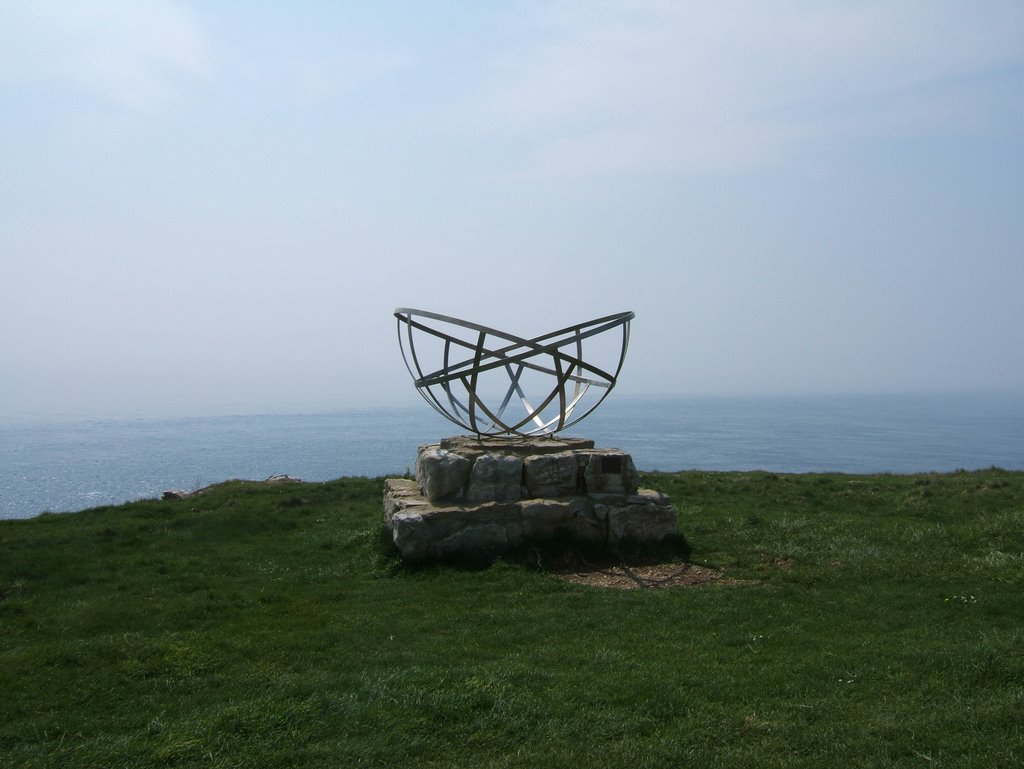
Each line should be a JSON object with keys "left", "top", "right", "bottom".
{"left": 375, "top": 525, "right": 692, "bottom": 574}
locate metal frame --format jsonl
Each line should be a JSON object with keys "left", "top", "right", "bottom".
{"left": 395, "top": 307, "right": 634, "bottom": 436}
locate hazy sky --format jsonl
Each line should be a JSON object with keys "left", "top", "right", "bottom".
{"left": 2, "top": 1, "right": 1023, "bottom": 419}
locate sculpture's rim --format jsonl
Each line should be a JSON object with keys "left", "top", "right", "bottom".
{"left": 394, "top": 307, "right": 635, "bottom": 349}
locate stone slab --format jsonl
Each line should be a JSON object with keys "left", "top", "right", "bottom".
{"left": 389, "top": 500, "right": 524, "bottom": 561}
{"left": 384, "top": 478, "right": 428, "bottom": 523}
{"left": 439, "top": 434, "right": 594, "bottom": 461}
{"left": 523, "top": 451, "right": 580, "bottom": 498}
{"left": 584, "top": 450, "right": 639, "bottom": 495}
{"left": 606, "top": 493, "right": 679, "bottom": 544}
{"left": 466, "top": 453, "right": 524, "bottom": 502}
{"left": 416, "top": 447, "right": 471, "bottom": 501}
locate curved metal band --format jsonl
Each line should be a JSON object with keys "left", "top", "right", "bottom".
{"left": 395, "top": 308, "right": 634, "bottom": 437}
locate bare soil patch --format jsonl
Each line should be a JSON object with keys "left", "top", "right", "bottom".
{"left": 536, "top": 551, "right": 747, "bottom": 590}
{"left": 552, "top": 561, "right": 728, "bottom": 589}
{"left": 758, "top": 553, "right": 794, "bottom": 570}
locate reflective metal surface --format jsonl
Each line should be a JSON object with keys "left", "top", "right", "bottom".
{"left": 395, "top": 308, "right": 634, "bottom": 436}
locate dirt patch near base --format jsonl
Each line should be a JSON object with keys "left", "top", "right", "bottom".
{"left": 536, "top": 551, "right": 752, "bottom": 589}
{"left": 526, "top": 542, "right": 756, "bottom": 590}
{"left": 552, "top": 561, "right": 729, "bottom": 589}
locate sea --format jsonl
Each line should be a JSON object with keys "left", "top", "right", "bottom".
{"left": 1, "top": 393, "right": 1022, "bottom": 520}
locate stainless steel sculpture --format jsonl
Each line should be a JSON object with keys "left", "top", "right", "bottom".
{"left": 395, "top": 307, "right": 634, "bottom": 436}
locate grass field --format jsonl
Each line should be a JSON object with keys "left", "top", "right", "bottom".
{"left": 2, "top": 469, "right": 1022, "bottom": 768}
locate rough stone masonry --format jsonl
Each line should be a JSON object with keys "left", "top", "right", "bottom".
{"left": 383, "top": 435, "right": 679, "bottom": 561}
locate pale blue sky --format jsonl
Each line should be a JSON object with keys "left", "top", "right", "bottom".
{"left": 2, "top": 1, "right": 1023, "bottom": 419}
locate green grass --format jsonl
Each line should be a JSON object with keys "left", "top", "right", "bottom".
{"left": 2, "top": 470, "right": 1022, "bottom": 768}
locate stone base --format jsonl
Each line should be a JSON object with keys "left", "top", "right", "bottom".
{"left": 383, "top": 436, "right": 679, "bottom": 561}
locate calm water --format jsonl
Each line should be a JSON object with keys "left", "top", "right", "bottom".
{"left": 1, "top": 393, "right": 1022, "bottom": 520}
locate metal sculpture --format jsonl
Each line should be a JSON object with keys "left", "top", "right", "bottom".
{"left": 395, "top": 307, "right": 634, "bottom": 436}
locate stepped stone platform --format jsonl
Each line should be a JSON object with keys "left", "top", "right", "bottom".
{"left": 383, "top": 435, "right": 679, "bottom": 561}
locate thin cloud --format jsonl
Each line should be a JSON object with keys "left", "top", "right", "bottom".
{"left": 290, "top": 50, "right": 413, "bottom": 101}
{"left": 232, "top": 48, "right": 415, "bottom": 105}
{"left": 0, "top": 0, "right": 209, "bottom": 113}
{"left": 474, "top": 0, "right": 1024, "bottom": 176}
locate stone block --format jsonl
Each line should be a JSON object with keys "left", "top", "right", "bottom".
{"left": 466, "top": 453, "right": 523, "bottom": 502}
{"left": 583, "top": 450, "right": 639, "bottom": 495}
{"left": 519, "top": 498, "right": 573, "bottom": 537}
{"left": 442, "top": 521, "right": 522, "bottom": 558}
{"left": 565, "top": 509, "right": 605, "bottom": 543}
{"left": 416, "top": 446, "right": 471, "bottom": 501}
{"left": 606, "top": 491, "right": 678, "bottom": 544}
{"left": 523, "top": 451, "right": 580, "bottom": 498}
{"left": 383, "top": 478, "right": 427, "bottom": 523}
{"left": 389, "top": 511, "right": 431, "bottom": 560}
{"left": 389, "top": 501, "right": 522, "bottom": 561}
{"left": 628, "top": 489, "right": 670, "bottom": 506}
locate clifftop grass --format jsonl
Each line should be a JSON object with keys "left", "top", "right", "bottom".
{"left": 2, "top": 470, "right": 1023, "bottom": 768}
